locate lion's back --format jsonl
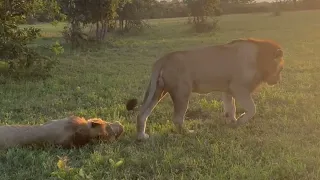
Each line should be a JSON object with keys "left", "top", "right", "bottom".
{"left": 158, "top": 41, "right": 261, "bottom": 93}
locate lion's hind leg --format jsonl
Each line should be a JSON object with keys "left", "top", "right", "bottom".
{"left": 136, "top": 88, "right": 167, "bottom": 141}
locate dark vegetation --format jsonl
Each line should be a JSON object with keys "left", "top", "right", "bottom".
{"left": 1, "top": 0, "right": 320, "bottom": 179}
{"left": 1, "top": 0, "right": 319, "bottom": 79}
{"left": 0, "top": 0, "right": 64, "bottom": 78}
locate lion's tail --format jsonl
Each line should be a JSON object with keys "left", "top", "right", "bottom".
{"left": 126, "top": 60, "right": 163, "bottom": 112}
{"left": 126, "top": 98, "right": 138, "bottom": 111}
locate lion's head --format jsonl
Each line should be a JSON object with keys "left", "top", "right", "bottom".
{"left": 249, "top": 38, "right": 284, "bottom": 86}
{"left": 262, "top": 48, "right": 284, "bottom": 86}
{"left": 65, "top": 116, "right": 124, "bottom": 147}
{"left": 87, "top": 118, "right": 124, "bottom": 142}
{"left": 229, "top": 38, "right": 284, "bottom": 86}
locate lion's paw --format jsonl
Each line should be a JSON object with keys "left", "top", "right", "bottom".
{"left": 225, "top": 118, "right": 235, "bottom": 124}
{"left": 136, "top": 133, "right": 149, "bottom": 141}
{"left": 184, "top": 129, "right": 195, "bottom": 134}
{"left": 227, "top": 121, "right": 240, "bottom": 128}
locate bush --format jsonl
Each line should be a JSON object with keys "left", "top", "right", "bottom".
{"left": 214, "top": 7, "right": 223, "bottom": 16}
{"left": 185, "top": 0, "right": 220, "bottom": 33}
{"left": 61, "top": 25, "right": 89, "bottom": 49}
{"left": 193, "top": 19, "right": 219, "bottom": 33}
{"left": 272, "top": 7, "right": 282, "bottom": 16}
{"left": 0, "top": 0, "right": 64, "bottom": 79}
{"left": 117, "top": 20, "right": 151, "bottom": 35}
{"left": 0, "top": 23, "right": 62, "bottom": 78}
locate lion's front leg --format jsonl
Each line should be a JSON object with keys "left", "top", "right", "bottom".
{"left": 221, "top": 92, "right": 237, "bottom": 124}
{"left": 229, "top": 86, "right": 256, "bottom": 127}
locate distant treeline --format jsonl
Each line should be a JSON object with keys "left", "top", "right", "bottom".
{"left": 31, "top": 0, "right": 320, "bottom": 23}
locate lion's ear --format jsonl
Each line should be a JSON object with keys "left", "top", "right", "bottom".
{"left": 88, "top": 121, "right": 103, "bottom": 128}
{"left": 275, "top": 49, "right": 283, "bottom": 58}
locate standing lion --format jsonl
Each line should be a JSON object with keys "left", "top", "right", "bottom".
{"left": 126, "top": 38, "right": 285, "bottom": 141}
{"left": 0, "top": 116, "right": 124, "bottom": 149}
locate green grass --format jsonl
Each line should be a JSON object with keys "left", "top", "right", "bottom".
{"left": 1, "top": 10, "right": 320, "bottom": 179}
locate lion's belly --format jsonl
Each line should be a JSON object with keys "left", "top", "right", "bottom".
{"left": 192, "top": 78, "right": 229, "bottom": 94}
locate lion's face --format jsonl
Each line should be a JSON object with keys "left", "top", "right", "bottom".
{"left": 87, "top": 119, "right": 124, "bottom": 142}
{"left": 263, "top": 48, "right": 284, "bottom": 86}
{"left": 87, "top": 118, "right": 107, "bottom": 138}
{"left": 266, "top": 64, "right": 283, "bottom": 85}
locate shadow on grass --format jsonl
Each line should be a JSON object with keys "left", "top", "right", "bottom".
{"left": 185, "top": 108, "right": 213, "bottom": 121}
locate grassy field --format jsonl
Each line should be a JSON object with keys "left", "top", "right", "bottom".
{"left": 1, "top": 10, "right": 320, "bottom": 179}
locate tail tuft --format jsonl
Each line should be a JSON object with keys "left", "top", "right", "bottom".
{"left": 126, "top": 98, "right": 138, "bottom": 111}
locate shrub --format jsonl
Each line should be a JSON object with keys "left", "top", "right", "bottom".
{"left": 0, "top": 0, "right": 63, "bottom": 79}
{"left": 61, "top": 25, "right": 89, "bottom": 49}
{"left": 193, "top": 18, "right": 219, "bottom": 33}
{"left": 184, "top": 0, "right": 220, "bottom": 33}
{"left": 273, "top": 7, "right": 282, "bottom": 16}
{"left": 214, "top": 7, "right": 223, "bottom": 16}
{"left": 0, "top": 21, "right": 62, "bottom": 78}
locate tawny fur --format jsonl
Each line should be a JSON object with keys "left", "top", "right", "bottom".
{"left": 0, "top": 116, "right": 124, "bottom": 149}
{"left": 127, "top": 38, "right": 285, "bottom": 141}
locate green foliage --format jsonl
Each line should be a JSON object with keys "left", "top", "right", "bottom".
{"left": 273, "top": 7, "right": 282, "bottom": 16}
{"left": 25, "top": 0, "right": 65, "bottom": 24}
{"left": 117, "top": 0, "right": 151, "bottom": 34}
{"left": 184, "top": 0, "right": 220, "bottom": 22}
{"left": 61, "top": 24, "right": 89, "bottom": 49}
{"left": 184, "top": 0, "right": 220, "bottom": 33}
{"left": 214, "top": 7, "right": 223, "bottom": 16}
{"left": 59, "top": 0, "right": 124, "bottom": 47}
{"left": 109, "top": 158, "right": 125, "bottom": 169}
{"left": 1, "top": 11, "right": 320, "bottom": 179}
{"left": 192, "top": 19, "right": 218, "bottom": 33}
{"left": 0, "top": 0, "right": 63, "bottom": 78}
{"left": 50, "top": 156, "right": 124, "bottom": 180}
{"left": 272, "top": 1, "right": 283, "bottom": 16}
{"left": 51, "top": 157, "right": 93, "bottom": 180}
{"left": 60, "top": 0, "right": 151, "bottom": 48}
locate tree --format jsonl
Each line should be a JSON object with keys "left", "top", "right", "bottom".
{"left": 0, "top": 0, "right": 63, "bottom": 78}
{"left": 117, "top": 0, "right": 151, "bottom": 33}
{"left": 184, "top": 0, "right": 220, "bottom": 24}
{"left": 220, "top": 0, "right": 256, "bottom": 4}
{"left": 60, "top": 0, "right": 152, "bottom": 47}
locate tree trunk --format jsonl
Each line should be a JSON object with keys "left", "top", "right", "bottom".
{"left": 96, "top": 22, "right": 100, "bottom": 41}
{"left": 102, "top": 20, "right": 108, "bottom": 40}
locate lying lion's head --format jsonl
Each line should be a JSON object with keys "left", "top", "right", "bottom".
{"left": 87, "top": 118, "right": 124, "bottom": 142}
{"left": 65, "top": 116, "right": 124, "bottom": 147}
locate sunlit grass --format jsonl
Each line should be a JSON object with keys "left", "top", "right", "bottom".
{"left": 1, "top": 10, "right": 320, "bottom": 179}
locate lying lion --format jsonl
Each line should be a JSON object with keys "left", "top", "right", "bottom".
{"left": 0, "top": 116, "right": 124, "bottom": 149}
{"left": 126, "top": 38, "right": 285, "bottom": 141}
